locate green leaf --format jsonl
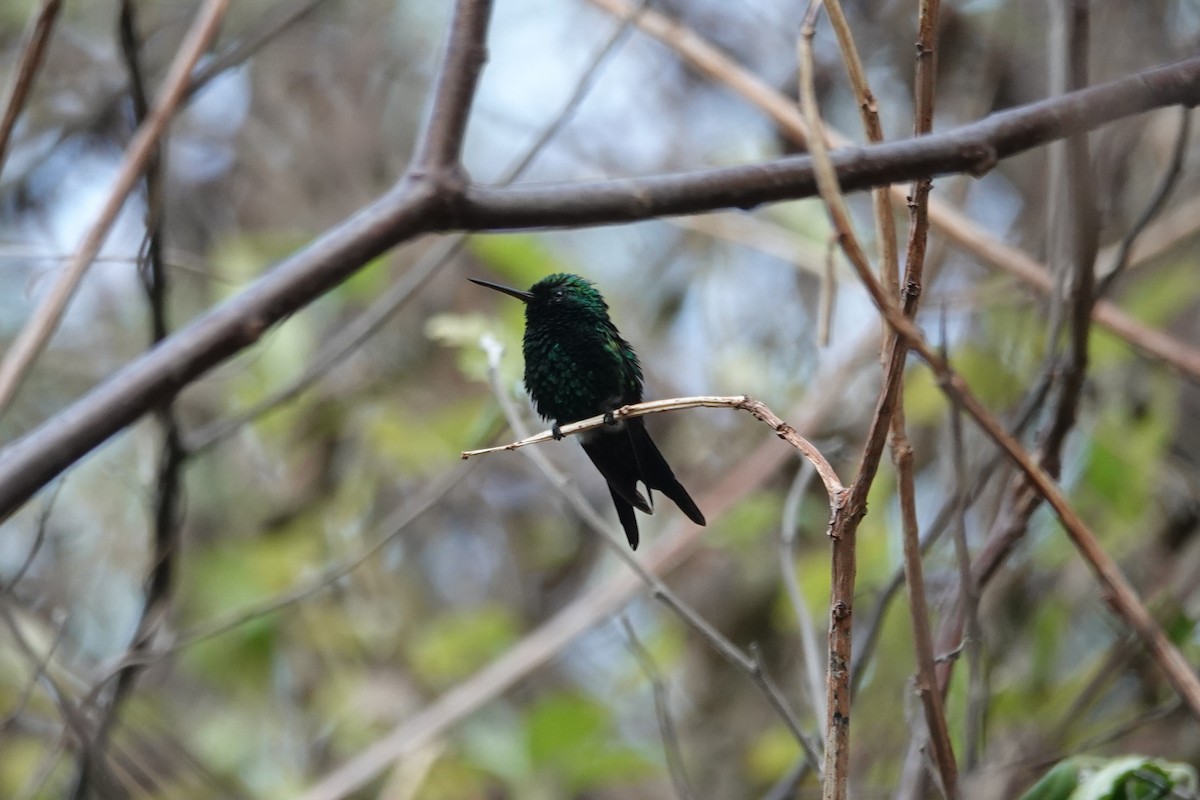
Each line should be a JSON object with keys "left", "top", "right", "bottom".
{"left": 1019, "top": 760, "right": 1081, "bottom": 800}
{"left": 1020, "top": 756, "right": 1199, "bottom": 800}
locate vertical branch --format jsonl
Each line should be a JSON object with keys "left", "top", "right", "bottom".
{"left": 796, "top": 5, "right": 901, "bottom": 799}
{"left": 70, "top": 4, "right": 186, "bottom": 797}
{"left": 821, "top": 0, "right": 900, "bottom": 310}
{"left": 888, "top": 0, "right": 958, "bottom": 796}
{"left": 0, "top": 0, "right": 63, "bottom": 171}
{"left": 944, "top": 318, "right": 985, "bottom": 770}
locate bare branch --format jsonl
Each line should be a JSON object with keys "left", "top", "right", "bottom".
{"left": 620, "top": 617, "right": 695, "bottom": 800}
{"left": 0, "top": 0, "right": 62, "bottom": 172}
{"left": 461, "top": 394, "right": 846, "bottom": 509}
{"left": 410, "top": 0, "right": 493, "bottom": 175}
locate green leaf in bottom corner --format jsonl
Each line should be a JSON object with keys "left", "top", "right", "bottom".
{"left": 1020, "top": 756, "right": 1199, "bottom": 800}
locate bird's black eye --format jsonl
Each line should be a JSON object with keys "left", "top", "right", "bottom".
{"left": 553, "top": 289, "right": 565, "bottom": 300}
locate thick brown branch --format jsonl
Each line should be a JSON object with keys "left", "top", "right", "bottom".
{"left": 410, "top": 0, "right": 493, "bottom": 175}
{"left": 454, "top": 55, "right": 1200, "bottom": 229}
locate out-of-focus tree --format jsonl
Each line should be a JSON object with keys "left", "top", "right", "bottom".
{"left": 0, "top": 1, "right": 1198, "bottom": 798}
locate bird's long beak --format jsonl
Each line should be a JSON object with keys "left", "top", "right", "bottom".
{"left": 468, "top": 278, "right": 533, "bottom": 303}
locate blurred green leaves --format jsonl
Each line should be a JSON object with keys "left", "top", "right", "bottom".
{"left": 410, "top": 608, "right": 520, "bottom": 687}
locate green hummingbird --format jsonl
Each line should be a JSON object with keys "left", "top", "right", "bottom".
{"left": 469, "top": 273, "right": 706, "bottom": 549}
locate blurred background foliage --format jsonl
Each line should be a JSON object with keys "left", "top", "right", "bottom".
{"left": 1, "top": 0, "right": 1199, "bottom": 797}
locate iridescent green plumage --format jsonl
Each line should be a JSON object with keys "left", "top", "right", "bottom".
{"left": 469, "top": 273, "right": 705, "bottom": 548}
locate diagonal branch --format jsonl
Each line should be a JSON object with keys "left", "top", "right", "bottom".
{"left": 0, "top": 0, "right": 231, "bottom": 419}
{"left": 0, "top": 0, "right": 62, "bottom": 172}
{"left": 456, "top": 54, "right": 1200, "bottom": 228}
{"left": 409, "top": 0, "right": 493, "bottom": 175}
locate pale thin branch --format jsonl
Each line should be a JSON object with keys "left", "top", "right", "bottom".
{"left": 779, "top": 462, "right": 827, "bottom": 739}
{"left": 822, "top": 0, "right": 899, "bottom": 301}
{"left": 0, "top": 0, "right": 231, "bottom": 418}
{"left": 619, "top": 616, "right": 695, "bottom": 800}
{"left": 461, "top": 394, "right": 846, "bottom": 510}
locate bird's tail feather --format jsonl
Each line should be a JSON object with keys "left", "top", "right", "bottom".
{"left": 627, "top": 420, "right": 706, "bottom": 526}
{"left": 606, "top": 483, "right": 640, "bottom": 549}
{"left": 581, "top": 437, "right": 652, "bottom": 513}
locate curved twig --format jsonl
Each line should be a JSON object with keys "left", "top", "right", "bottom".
{"left": 461, "top": 394, "right": 847, "bottom": 510}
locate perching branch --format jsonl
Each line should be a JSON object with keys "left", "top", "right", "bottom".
{"left": 461, "top": 394, "right": 847, "bottom": 510}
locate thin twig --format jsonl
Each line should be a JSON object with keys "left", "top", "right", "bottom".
{"left": 72, "top": 6, "right": 188, "bottom": 793}
{"left": 821, "top": 0, "right": 899, "bottom": 310}
{"left": 887, "top": 0, "right": 958, "bottom": 794}
{"left": 2, "top": 480, "right": 63, "bottom": 593}
{"left": 779, "top": 462, "right": 826, "bottom": 738}
{"left": 1096, "top": 108, "right": 1191, "bottom": 297}
{"left": 619, "top": 616, "right": 695, "bottom": 800}
{"left": 943, "top": 315, "right": 985, "bottom": 771}
{"left": 0, "top": 0, "right": 231, "bottom": 418}
{"left": 90, "top": 465, "right": 468, "bottom": 687}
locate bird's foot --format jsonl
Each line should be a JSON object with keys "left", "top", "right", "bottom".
{"left": 551, "top": 422, "right": 564, "bottom": 440}
{"left": 603, "top": 410, "right": 617, "bottom": 426}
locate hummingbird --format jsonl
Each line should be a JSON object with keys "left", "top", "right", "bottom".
{"left": 469, "top": 273, "right": 706, "bottom": 549}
